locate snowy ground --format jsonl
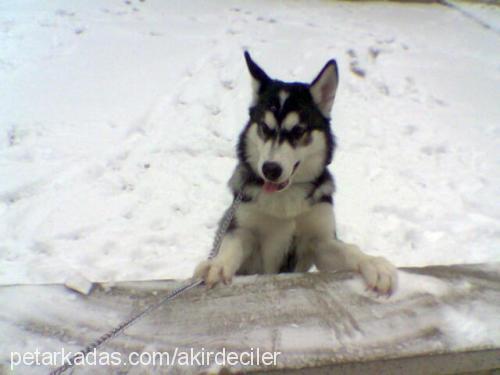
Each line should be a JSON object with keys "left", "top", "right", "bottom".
{"left": 1, "top": 0, "right": 499, "bottom": 285}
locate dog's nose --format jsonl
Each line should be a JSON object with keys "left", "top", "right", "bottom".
{"left": 262, "top": 161, "right": 282, "bottom": 181}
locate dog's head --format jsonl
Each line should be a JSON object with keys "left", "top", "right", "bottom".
{"left": 238, "top": 51, "right": 338, "bottom": 193}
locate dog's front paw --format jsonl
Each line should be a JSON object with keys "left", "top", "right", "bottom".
{"left": 193, "top": 259, "right": 234, "bottom": 288}
{"left": 358, "top": 256, "right": 398, "bottom": 296}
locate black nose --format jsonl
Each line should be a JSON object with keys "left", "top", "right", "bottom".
{"left": 262, "top": 161, "right": 282, "bottom": 181}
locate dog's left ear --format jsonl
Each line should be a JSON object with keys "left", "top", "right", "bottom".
{"left": 310, "top": 60, "right": 339, "bottom": 118}
{"left": 244, "top": 51, "right": 271, "bottom": 103}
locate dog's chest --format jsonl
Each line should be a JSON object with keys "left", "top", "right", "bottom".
{"left": 250, "top": 185, "right": 311, "bottom": 219}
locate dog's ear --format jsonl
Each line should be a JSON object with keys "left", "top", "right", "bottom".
{"left": 310, "top": 59, "right": 339, "bottom": 118}
{"left": 244, "top": 51, "right": 270, "bottom": 102}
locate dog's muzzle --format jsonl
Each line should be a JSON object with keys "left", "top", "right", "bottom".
{"left": 262, "top": 161, "right": 300, "bottom": 193}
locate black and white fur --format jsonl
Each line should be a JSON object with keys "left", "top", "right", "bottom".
{"left": 194, "top": 52, "right": 397, "bottom": 295}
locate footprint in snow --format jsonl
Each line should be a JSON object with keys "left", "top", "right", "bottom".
{"left": 346, "top": 49, "right": 366, "bottom": 78}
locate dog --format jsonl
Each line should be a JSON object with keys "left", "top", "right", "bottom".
{"left": 194, "top": 51, "right": 398, "bottom": 295}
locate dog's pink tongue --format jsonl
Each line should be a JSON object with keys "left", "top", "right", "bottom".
{"left": 263, "top": 181, "right": 279, "bottom": 193}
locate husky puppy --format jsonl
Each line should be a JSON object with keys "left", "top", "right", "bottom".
{"left": 194, "top": 52, "right": 397, "bottom": 294}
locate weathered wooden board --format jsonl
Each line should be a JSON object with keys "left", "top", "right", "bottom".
{"left": 1, "top": 263, "right": 499, "bottom": 374}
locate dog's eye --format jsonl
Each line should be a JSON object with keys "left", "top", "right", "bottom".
{"left": 259, "top": 122, "right": 273, "bottom": 136}
{"left": 290, "top": 126, "right": 305, "bottom": 139}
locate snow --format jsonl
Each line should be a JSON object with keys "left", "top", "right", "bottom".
{"left": 1, "top": 0, "right": 499, "bottom": 286}
{"left": 64, "top": 271, "right": 93, "bottom": 295}
{"left": 441, "top": 0, "right": 500, "bottom": 33}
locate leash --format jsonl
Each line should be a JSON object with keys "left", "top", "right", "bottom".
{"left": 49, "top": 192, "right": 243, "bottom": 375}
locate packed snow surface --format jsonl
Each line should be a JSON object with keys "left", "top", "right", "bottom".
{"left": 1, "top": 0, "right": 499, "bottom": 285}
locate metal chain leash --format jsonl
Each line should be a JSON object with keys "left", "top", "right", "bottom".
{"left": 49, "top": 192, "right": 243, "bottom": 375}
{"left": 209, "top": 193, "right": 242, "bottom": 259}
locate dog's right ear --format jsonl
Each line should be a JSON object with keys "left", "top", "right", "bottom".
{"left": 244, "top": 51, "right": 270, "bottom": 103}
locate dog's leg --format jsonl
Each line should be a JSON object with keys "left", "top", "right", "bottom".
{"left": 314, "top": 239, "right": 398, "bottom": 295}
{"left": 193, "top": 229, "right": 254, "bottom": 288}
{"left": 297, "top": 203, "right": 398, "bottom": 295}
